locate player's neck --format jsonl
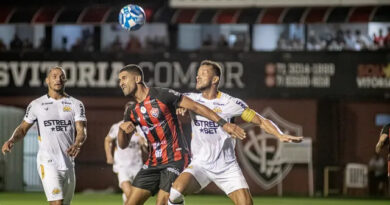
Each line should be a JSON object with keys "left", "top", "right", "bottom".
{"left": 47, "top": 89, "right": 66, "bottom": 100}
{"left": 201, "top": 88, "right": 219, "bottom": 100}
{"left": 134, "top": 84, "right": 149, "bottom": 103}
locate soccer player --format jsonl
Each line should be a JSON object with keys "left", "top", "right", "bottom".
{"left": 117, "top": 64, "right": 245, "bottom": 205}
{"left": 168, "top": 60, "right": 303, "bottom": 205}
{"left": 375, "top": 123, "right": 390, "bottom": 194}
{"left": 1, "top": 66, "right": 87, "bottom": 205}
{"left": 104, "top": 115, "right": 147, "bottom": 204}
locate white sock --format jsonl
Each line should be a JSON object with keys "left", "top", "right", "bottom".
{"left": 122, "top": 193, "right": 127, "bottom": 205}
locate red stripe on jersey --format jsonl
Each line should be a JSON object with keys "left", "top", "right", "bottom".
{"left": 134, "top": 103, "right": 157, "bottom": 166}
{"left": 130, "top": 111, "right": 135, "bottom": 122}
{"left": 156, "top": 99, "right": 182, "bottom": 161}
{"left": 143, "top": 98, "right": 169, "bottom": 164}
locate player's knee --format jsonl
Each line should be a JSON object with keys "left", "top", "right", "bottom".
{"left": 168, "top": 187, "right": 184, "bottom": 204}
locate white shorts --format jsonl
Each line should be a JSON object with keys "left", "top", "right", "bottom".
{"left": 37, "top": 162, "right": 75, "bottom": 204}
{"left": 183, "top": 161, "right": 249, "bottom": 195}
{"left": 117, "top": 167, "right": 139, "bottom": 188}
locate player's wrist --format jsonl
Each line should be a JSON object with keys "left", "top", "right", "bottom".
{"left": 217, "top": 118, "right": 227, "bottom": 127}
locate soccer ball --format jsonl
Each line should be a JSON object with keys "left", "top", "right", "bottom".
{"left": 118, "top": 4, "right": 146, "bottom": 31}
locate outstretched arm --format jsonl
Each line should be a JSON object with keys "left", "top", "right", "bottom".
{"left": 375, "top": 133, "right": 388, "bottom": 154}
{"left": 245, "top": 109, "right": 303, "bottom": 143}
{"left": 178, "top": 96, "right": 246, "bottom": 140}
{"left": 2, "top": 120, "right": 33, "bottom": 155}
{"left": 67, "top": 121, "right": 87, "bottom": 157}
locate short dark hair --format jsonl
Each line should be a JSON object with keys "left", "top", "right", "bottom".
{"left": 119, "top": 64, "right": 144, "bottom": 81}
{"left": 200, "top": 60, "right": 222, "bottom": 78}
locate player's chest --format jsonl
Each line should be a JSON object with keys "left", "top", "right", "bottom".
{"left": 37, "top": 101, "right": 74, "bottom": 120}
{"left": 195, "top": 99, "right": 230, "bottom": 118}
{"left": 133, "top": 99, "right": 169, "bottom": 122}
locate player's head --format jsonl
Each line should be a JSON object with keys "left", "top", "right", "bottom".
{"left": 196, "top": 60, "right": 222, "bottom": 91}
{"left": 118, "top": 64, "right": 144, "bottom": 96}
{"left": 45, "top": 66, "right": 67, "bottom": 92}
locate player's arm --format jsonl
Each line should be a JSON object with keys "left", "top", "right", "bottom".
{"left": 67, "top": 121, "right": 87, "bottom": 157}
{"left": 375, "top": 133, "right": 388, "bottom": 154}
{"left": 118, "top": 122, "right": 136, "bottom": 149}
{"left": 243, "top": 108, "right": 303, "bottom": 143}
{"left": 2, "top": 120, "right": 33, "bottom": 155}
{"left": 104, "top": 135, "right": 115, "bottom": 164}
{"left": 178, "top": 96, "right": 246, "bottom": 140}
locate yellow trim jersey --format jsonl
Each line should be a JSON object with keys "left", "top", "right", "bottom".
{"left": 24, "top": 95, "right": 87, "bottom": 170}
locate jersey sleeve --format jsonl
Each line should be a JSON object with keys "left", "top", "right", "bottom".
{"left": 228, "top": 97, "right": 248, "bottom": 117}
{"left": 108, "top": 123, "right": 118, "bottom": 140}
{"left": 158, "top": 88, "right": 183, "bottom": 108}
{"left": 74, "top": 100, "right": 87, "bottom": 122}
{"left": 381, "top": 123, "right": 390, "bottom": 135}
{"left": 23, "top": 102, "right": 36, "bottom": 124}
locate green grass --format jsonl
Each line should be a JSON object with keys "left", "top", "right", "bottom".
{"left": 0, "top": 192, "right": 389, "bottom": 205}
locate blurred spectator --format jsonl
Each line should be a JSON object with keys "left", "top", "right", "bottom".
{"left": 110, "top": 36, "right": 123, "bottom": 52}
{"left": 125, "top": 35, "right": 142, "bottom": 52}
{"left": 71, "top": 38, "right": 83, "bottom": 51}
{"left": 201, "top": 34, "right": 213, "bottom": 50}
{"left": 62, "top": 36, "right": 68, "bottom": 51}
{"left": 344, "top": 29, "right": 356, "bottom": 50}
{"left": 368, "top": 153, "right": 387, "bottom": 196}
{"left": 384, "top": 27, "right": 390, "bottom": 48}
{"left": 10, "top": 34, "right": 23, "bottom": 50}
{"left": 355, "top": 29, "right": 370, "bottom": 50}
{"left": 373, "top": 29, "right": 385, "bottom": 48}
{"left": 23, "top": 38, "right": 33, "bottom": 50}
{"left": 217, "top": 35, "right": 228, "bottom": 49}
{"left": 0, "top": 38, "right": 6, "bottom": 51}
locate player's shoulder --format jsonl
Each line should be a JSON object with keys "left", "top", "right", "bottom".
{"left": 66, "top": 96, "right": 84, "bottom": 105}
{"left": 29, "top": 95, "right": 49, "bottom": 106}
{"left": 151, "top": 87, "right": 181, "bottom": 98}
{"left": 183, "top": 92, "right": 200, "bottom": 99}
{"left": 219, "top": 92, "right": 247, "bottom": 109}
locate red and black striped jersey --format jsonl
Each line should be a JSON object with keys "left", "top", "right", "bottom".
{"left": 124, "top": 87, "right": 190, "bottom": 167}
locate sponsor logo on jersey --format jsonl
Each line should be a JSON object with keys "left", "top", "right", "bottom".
{"left": 62, "top": 101, "right": 71, "bottom": 105}
{"left": 236, "top": 107, "right": 303, "bottom": 190}
{"left": 213, "top": 102, "right": 225, "bottom": 106}
{"left": 63, "top": 106, "right": 72, "bottom": 112}
{"left": 194, "top": 119, "right": 219, "bottom": 134}
{"left": 140, "top": 106, "right": 147, "bottom": 114}
{"left": 235, "top": 100, "right": 247, "bottom": 109}
{"left": 44, "top": 120, "right": 72, "bottom": 131}
{"left": 168, "top": 89, "right": 180, "bottom": 96}
{"left": 25, "top": 104, "right": 32, "bottom": 118}
{"left": 41, "top": 102, "right": 53, "bottom": 105}
{"left": 151, "top": 108, "right": 159, "bottom": 118}
{"left": 79, "top": 103, "right": 85, "bottom": 118}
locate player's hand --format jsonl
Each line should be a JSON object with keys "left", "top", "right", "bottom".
{"left": 279, "top": 134, "right": 303, "bottom": 143}
{"left": 222, "top": 123, "right": 246, "bottom": 140}
{"left": 176, "top": 108, "right": 187, "bottom": 116}
{"left": 106, "top": 156, "right": 114, "bottom": 165}
{"left": 120, "top": 122, "right": 136, "bottom": 134}
{"left": 2, "top": 140, "right": 14, "bottom": 155}
{"left": 67, "top": 143, "right": 81, "bottom": 157}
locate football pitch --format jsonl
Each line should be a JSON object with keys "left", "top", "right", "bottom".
{"left": 0, "top": 192, "right": 389, "bottom": 205}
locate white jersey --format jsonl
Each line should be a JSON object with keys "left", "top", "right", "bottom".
{"left": 24, "top": 94, "right": 86, "bottom": 170}
{"left": 185, "top": 92, "right": 247, "bottom": 171}
{"left": 108, "top": 121, "right": 145, "bottom": 172}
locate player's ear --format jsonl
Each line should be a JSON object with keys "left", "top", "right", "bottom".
{"left": 212, "top": 76, "right": 220, "bottom": 85}
{"left": 135, "top": 75, "right": 142, "bottom": 84}
{"left": 45, "top": 77, "right": 49, "bottom": 85}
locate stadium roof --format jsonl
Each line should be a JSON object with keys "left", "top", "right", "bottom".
{"left": 0, "top": 5, "right": 389, "bottom": 24}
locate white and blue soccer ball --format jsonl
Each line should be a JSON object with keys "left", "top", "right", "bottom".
{"left": 118, "top": 4, "right": 146, "bottom": 31}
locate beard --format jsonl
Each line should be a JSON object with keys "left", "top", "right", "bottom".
{"left": 196, "top": 81, "right": 211, "bottom": 91}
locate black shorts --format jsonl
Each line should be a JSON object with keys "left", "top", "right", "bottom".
{"left": 132, "top": 160, "right": 186, "bottom": 195}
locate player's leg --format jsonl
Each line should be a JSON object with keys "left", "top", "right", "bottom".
{"left": 37, "top": 158, "right": 67, "bottom": 205}
{"left": 118, "top": 168, "right": 134, "bottom": 203}
{"left": 168, "top": 164, "right": 210, "bottom": 205}
{"left": 125, "top": 186, "right": 152, "bottom": 205}
{"left": 212, "top": 163, "right": 252, "bottom": 205}
{"left": 156, "top": 189, "right": 170, "bottom": 205}
{"left": 227, "top": 188, "right": 253, "bottom": 205}
{"left": 61, "top": 168, "right": 76, "bottom": 205}
{"left": 125, "top": 167, "right": 160, "bottom": 205}
{"left": 121, "top": 181, "right": 132, "bottom": 202}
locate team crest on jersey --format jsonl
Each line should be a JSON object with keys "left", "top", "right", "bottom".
{"left": 151, "top": 108, "right": 159, "bottom": 118}
{"left": 140, "top": 106, "right": 147, "bottom": 114}
{"left": 212, "top": 107, "right": 222, "bottom": 113}
{"left": 63, "top": 106, "right": 72, "bottom": 112}
{"left": 52, "top": 188, "right": 61, "bottom": 195}
{"left": 236, "top": 107, "right": 302, "bottom": 190}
